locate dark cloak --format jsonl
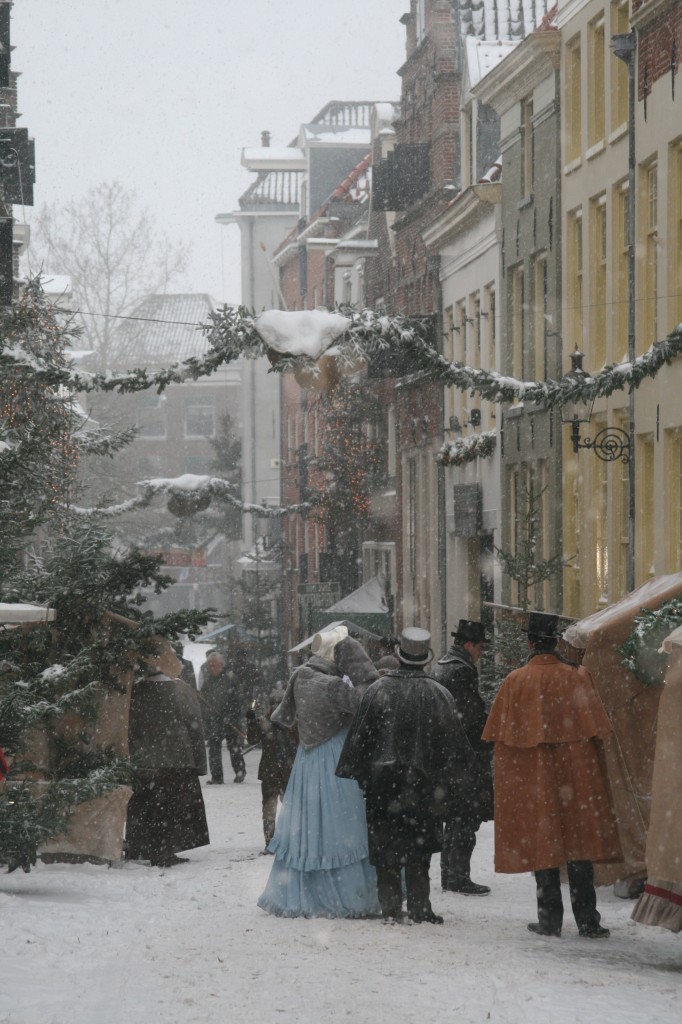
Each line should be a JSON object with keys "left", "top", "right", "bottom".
{"left": 336, "top": 670, "right": 469, "bottom": 864}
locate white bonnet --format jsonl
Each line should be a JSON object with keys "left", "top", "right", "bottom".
{"left": 311, "top": 625, "right": 349, "bottom": 660}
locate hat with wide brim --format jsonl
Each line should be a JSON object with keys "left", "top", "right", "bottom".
{"left": 395, "top": 626, "right": 433, "bottom": 667}
{"left": 526, "top": 611, "right": 559, "bottom": 640}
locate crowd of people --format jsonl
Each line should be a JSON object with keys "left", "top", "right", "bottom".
{"left": 123, "top": 610, "right": 652, "bottom": 939}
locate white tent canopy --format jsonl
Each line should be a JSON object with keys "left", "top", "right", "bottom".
{"left": 0, "top": 603, "right": 56, "bottom": 625}
{"left": 562, "top": 573, "right": 682, "bottom": 649}
{"left": 325, "top": 575, "right": 389, "bottom": 615}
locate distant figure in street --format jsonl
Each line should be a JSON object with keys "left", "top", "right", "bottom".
{"left": 246, "top": 690, "right": 298, "bottom": 851}
{"left": 173, "top": 641, "right": 197, "bottom": 690}
{"left": 125, "top": 662, "right": 209, "bottom": 868}
{"left": 257, "top": 626, "right": 381, "bottom": 918}
{"left": 199, "top": 650, "right": 248, "bottom": 784}
{"left": 337, "top": 628, "right": 468, "bottom": 924}
{"left": 433, "top": 619, "right": 493, "bottom": 896}
{"left": 482, "top": 612, "right": 621, "bottom": 938}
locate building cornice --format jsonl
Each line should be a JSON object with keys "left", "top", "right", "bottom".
{"left": 473, "top": 31, "right": 560, "bottom": 113}
{"left": 632, "top": 0, "right": 680, "bottom": 28}
{"left": 422, "top": 186, "right": 494, "bottom": 249}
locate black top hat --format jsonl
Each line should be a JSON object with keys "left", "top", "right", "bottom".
{"left": 452, "top": 619, "right": 487, "bottom": 644}
{"left": 395, "top": 627, "right": 433, "bottom": 667}
{"left": 527, "top": 611, "right": 559, "bottom": 641}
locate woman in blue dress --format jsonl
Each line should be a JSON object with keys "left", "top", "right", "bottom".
{"left": 257, "top": 626, "right": 381, "bottom": 918}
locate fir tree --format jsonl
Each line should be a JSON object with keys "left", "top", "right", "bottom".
{"left": 0, "top": 281, "right": 210, "bottom": 872}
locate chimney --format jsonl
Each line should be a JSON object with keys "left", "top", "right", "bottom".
{"left": 261, "top": 130, "right": 271, "bottom": 148}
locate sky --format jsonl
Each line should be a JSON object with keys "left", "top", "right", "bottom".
{"left": 11, "top": 0, "right": 407, "bottom": 309}
{"left": 3, "top": 751, "right": 680, "bottom": 1024}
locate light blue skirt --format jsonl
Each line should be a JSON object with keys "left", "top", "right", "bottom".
{"left": 257, "top": 729, "right": 380, "bottom": 918}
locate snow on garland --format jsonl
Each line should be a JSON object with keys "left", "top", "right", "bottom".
{"left": 67, "top": 474, "right": 316, "bottom": 519}
{"left": 5, "top": 293, "right": 682, "bottom": 408}
{"left": 405, "top": 323, "right": 682, "bottom": 408}
{"left": 436, "top": 430, "right": 496, "bottom": 467}
{"left": 617, "top": 597, "right": 682, "bottom": 687}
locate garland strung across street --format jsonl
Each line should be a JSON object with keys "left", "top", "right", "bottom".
{"left": 68, "top": 475, "right": 316, "bottom": 520}
{"left": 4, "top": 293, "right": 682, "bottom": 409}
{"left": 436, "top": 430, "right": 496, "bottom": 467}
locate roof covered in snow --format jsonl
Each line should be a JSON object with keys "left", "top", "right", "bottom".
{"left": 465, "top": 36, "right": 518, "bottom": 86}
{"left": 457, "top": 0, "right": 554, "bottom": 40}
{"left": 109, "top": 293, "right": 216, "bottom": 368}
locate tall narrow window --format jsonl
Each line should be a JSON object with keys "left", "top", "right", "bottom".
{"left": 511, "top": 266, "right": 525, "bottom": 381}
{"left": 532, "top": 254, "right": 548, "bottom": 382}
{"left": 588, "top": 16, "right": 605, "bottom": 147}
{"left": 610, "top": 1, "right": 629, "bottom": 130}
{"left": 565, "top": 36, "right": 582, "bottom": 163}
{"left": 640, "top": 162, "right": 658, "bottom": 347}
{"left": 567, "top": 209, "right": 584, "bottom": 352}
{"left": 669, "top": 141, "right": 682, "bottom": 326}
{"left": 483, "top": 284, "right": 496, "bottom": 429}
{"left": 520, "top": 98, "right": 534, "bottom": 197}
{"left": 637, "top": 435, "right": 655, "bottom": 581}
{"left": 613, "top": 183, "right": 629, "bottom": 359}
{"left": 590, "top": 195, "right": 607, "bottom": 369}
{"left": 416, "top": 0, "right": 426, "bottom": 43}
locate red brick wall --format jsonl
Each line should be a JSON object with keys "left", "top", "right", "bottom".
{"left": 636, "top": 0, "right": 682, "bottom": 96}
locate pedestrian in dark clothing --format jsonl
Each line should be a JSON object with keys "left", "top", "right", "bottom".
{"left": 125, "top": 665, "right": 209, "bottom": 868}
{"left": 173, "top": 641, "right": 197, "bottom": 690}
{"left": 246, "top": 690, "right": 298, "bottom": 850}
{"left": 199, "top": 650, "right": 247, "bottom": 784}
{"left": 337, "top": 628, "right": 468, "bottom": 924}
{"left": 432, "top": 619, "right": 493, "bottom": 896}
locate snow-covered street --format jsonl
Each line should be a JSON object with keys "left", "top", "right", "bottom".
{"left": 1, "top": 747, "right": 679, "bottom": 1024}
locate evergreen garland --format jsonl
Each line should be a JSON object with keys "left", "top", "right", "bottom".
{"left": 436, "top": 430, "right": 496, "bottom": 466}
{"left": 618, "top": 598, "right": 682, "bottom": 687}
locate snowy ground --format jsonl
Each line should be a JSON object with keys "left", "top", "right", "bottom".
{"left": 2, "top": 747, "right": 680, "bottom": 1024}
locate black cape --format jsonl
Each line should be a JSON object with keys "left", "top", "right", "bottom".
{"left": 336, "top": 669, "right": 469, "bottom": 793}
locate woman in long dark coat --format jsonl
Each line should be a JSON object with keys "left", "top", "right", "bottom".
{"left": 125, "top": 667, "right": 209, "bottom": 868}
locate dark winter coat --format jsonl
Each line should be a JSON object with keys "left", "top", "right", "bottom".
{"left": 246, "top": 708, "right": 298, "bottom": 789}
{"left": 432, "top": 644, "right": 493, "bottom": 821}
{"left": 126, "top": 673, "right": 209, "bottom": 860}
{"left": 128, "top": 674, "right": 207, "bottom": 774}
{"left": 199, "top": 666, "right": 247, "bottom": 733}
{"left": 336, "top": 669, "right": 469, "bottom": 861}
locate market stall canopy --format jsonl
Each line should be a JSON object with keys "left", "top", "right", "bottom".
{"left": 562, "top": 572, "right": 682, "bottom": 887}
{"left": 289, "top": 619, "right": 383, "bottom": 654}
{"left": 0, "top": 603, "right": 55, "bottom": 624}
{"left": 563, "top": 573, "right": 682, "bottom": 648}
{"left": 308, "top": 575, "right": 392, "bottom": 637}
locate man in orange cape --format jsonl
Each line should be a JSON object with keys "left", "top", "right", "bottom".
{"left": 482, "top": 612, "right": 621, "bottom": 938}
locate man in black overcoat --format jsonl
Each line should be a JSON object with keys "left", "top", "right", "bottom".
{"left": 433, "top": 619, "right": 493, "bottom": 896}
{"left": 336, "top": 628, "right": 468, "bottom": 924}
{"left": 199, "top": 650, "right": 248, "bottom": 784}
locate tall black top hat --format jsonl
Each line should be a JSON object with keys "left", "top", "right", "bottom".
{"left": 527, "top": 611, "right": 559, "bottom": 641}
{"left": 452, "top": 619, "right": 487, "bottom": 644}
{"left": 395, "top": 627, "right": 433, "bottom": 666}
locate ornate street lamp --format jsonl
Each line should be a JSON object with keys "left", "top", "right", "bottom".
{"left": 560, "top": 351, "right": 631, "bottom": 463}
